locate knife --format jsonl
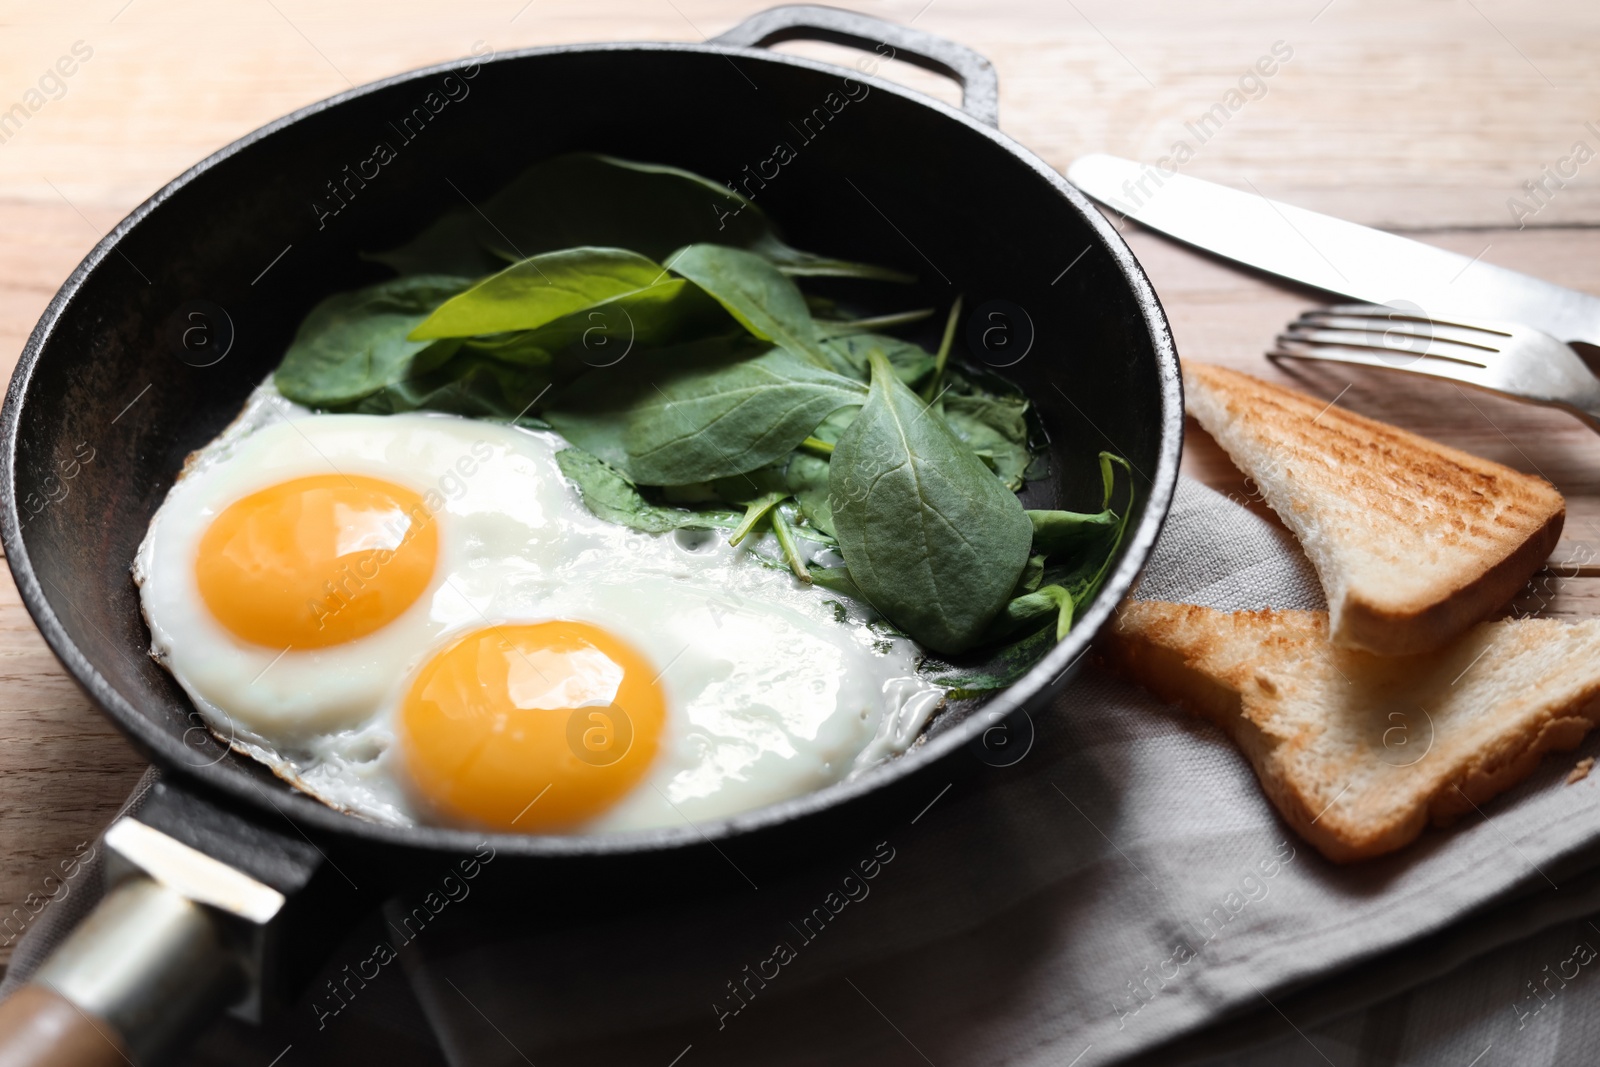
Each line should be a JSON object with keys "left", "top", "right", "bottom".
{"left": 1067, "top": 153, "right": 1600, "bottom": 348}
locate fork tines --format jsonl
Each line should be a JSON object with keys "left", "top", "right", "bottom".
{"left": 1269, "top": 304, "right": 1506, "bottom": 375}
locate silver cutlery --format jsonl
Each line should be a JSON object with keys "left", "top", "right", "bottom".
{"left": 1067, "top": 154, "right": 1600, "bottom": 348}
{"left": 1270, "top": 305, "right": 1600, "bottom": 434}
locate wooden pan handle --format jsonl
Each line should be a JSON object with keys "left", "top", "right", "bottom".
{"left": 0, "top": 984, "right": 130, "bottom": 1067}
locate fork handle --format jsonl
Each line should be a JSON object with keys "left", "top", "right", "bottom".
{"left": 1563, "top": 401, "right": 1600, "bottom": 435}
{"left": 1551, "top": 378, "right": 1600, "bottom": 433}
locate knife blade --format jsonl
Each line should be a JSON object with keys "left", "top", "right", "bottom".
{"left": 1067, "top": 153, "right": 1600, "bottom": 347}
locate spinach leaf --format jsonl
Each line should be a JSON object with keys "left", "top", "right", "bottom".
{"left": 554, "top": 447, "right": 738, "bottom": 534}
{"left": 985, "top": 584, "right": 1075, "bottom": 642}
{"left": 921, "top": 296, "right": 963, "bottom": 402}
{"left": 275, "top": 275, "right": 472, "bottom": 407}
{"left": 776, "top": 257, "right": 914, "bottom": 283}
{"left": 369, "top": 153, "right": 906, "bottom": 281}
{"left": 915, "top": 623, "right": 1058, "bottom": 698}
{"left": 810, "top": 566, "right": 864, "bottom": 600}
{"left": 932, "top": 362, "right": 1045, "bottom": 489}
{"left": 1013, "top": 553, "right": 1045, "bottom": 596}
{"left": 768, "top": 506, "right": 813, "bottom": 582}
{"left": 665, "top": 244, "right": 838, "bottom": 369}
{"left": 453, "top": 330, "right": 553, "bottom": 367}
{"left": 711, "top": 464, "right": 790, "bottom": 505}
{"left": 410, "top": 248, "right": 682, "bottom": 340}
{"left": 918, "top": 453, "right": 1135, "bottom": 694}
{"left": 729, "top": 491, "right": 786, "bottom": 547}
{"left": 942, "top": 393, "right": 1033, "bottom": 490}
{"left": 1047, "top": 454, "right": 1135, "bottom": 609}
{"left": 348, "top": 343, "right": 554, "bottom": 422}
{"left": 815, "top": 308, "right": 934, "bottom": 337}
{"left": 1026, "top": 507, "right": 1119, "bottom": 557}
{"left": 303, "top": 261, "right": 727, "bottom": 420}
{"left": 822, "top": 333, "right": 936, "bottom": 388}
{"left": 786, "top": 407, "right": 857, "bottom": 537}
{"left": 546, "top": 339, "right": 866, "bottom": 485}
{"left": 829, "top": 350, "right": 1034, "bottom": 654}
{"left": 488, "top": 281, "right": 735, "bottom": 362}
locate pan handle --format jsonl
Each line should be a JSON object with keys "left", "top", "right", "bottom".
{"left": 0, "top": 878, "right": 243, "bottom": 1065}
{"left": 711, "top": 4, "right": 1000, "bottom": 127}
{"left": 0, "top": 986, "right": 130, "bottom": 1067}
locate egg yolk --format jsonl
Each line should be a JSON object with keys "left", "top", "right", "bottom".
{"left": 399, "top": 622, "right": 665, "bottom": 832}
{"left": 195, "top": 474, "right": 438, "bottom": 649}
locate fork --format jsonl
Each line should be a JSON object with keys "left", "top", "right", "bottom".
{"left": 1268, "top": 305, "right": 1600, "bottom": 433}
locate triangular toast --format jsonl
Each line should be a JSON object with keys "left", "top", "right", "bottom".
{"left": 1102, "top": 600, "right": 1600, "bottom": 862}
{"left": 1184, "top": 362, "right": 1565, "bottom": 654}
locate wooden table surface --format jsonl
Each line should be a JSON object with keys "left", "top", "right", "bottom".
{"left": 1, "top": 0, "right": 1598, "bottom": 968}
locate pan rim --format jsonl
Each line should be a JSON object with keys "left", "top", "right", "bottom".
{"left": 0, "top": 37, "right": 1183, "bottom": 859}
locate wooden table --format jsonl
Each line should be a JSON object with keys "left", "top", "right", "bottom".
{"left": 1, "top": 0, "right": 1597, "bottom": 969}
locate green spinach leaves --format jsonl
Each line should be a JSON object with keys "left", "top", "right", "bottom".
{"left": 410, "top": 248, "right": 680, "bottom": 340}
{"left": 554, "top": 447, "right": 739, "bottom": 534}
{"left": 545, "top": 340, "right": 866, "bottom": 485}
{"left": 275, "top": 275, "right": 471, "bottom": 407}
{"left": 664, "top": 244, "right": 839, "bottom": 370}
{"left": 272, "top": 151, "right": 1129, "bottom": 694}
{"left": 920, "top": 453, "right": 1135, "bottom": 695}
{"left": 830, "top": 351, "right": 1034, "bottom": 654}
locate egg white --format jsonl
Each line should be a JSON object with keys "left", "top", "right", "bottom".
{"left": 135, "top": 383, "right": 945, "bottom": 833}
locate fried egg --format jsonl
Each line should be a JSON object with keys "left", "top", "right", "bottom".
{"left": 134, "top": 384, "right": 944, "bottom": 834}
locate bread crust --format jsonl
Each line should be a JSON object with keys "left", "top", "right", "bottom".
{"left": 1337, "top": 504, "right": 1565, "bottom": 655}
{"left": 1183, "top": 361, "right": 1566, "bottom": 655}
{"left": 1102, "top": 600, "right": 1600, "bottom": 862}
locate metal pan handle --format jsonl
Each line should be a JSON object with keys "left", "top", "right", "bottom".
{"left": 0, "top": 877, "right": 242, "bottom": 1066}
{"left": 711, "top": 4, "right": 1000, "bottom": 127}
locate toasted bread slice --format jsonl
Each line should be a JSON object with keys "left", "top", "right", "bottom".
{"left": 1102, "top": 600, "right": 1600, "bottom": 862}
{"left": 1183, "top": 362, "right": 1565, "bottom": 654}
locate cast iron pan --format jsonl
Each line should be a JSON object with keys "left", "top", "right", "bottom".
{"left": 0, "top": 5, "right": 1181, "bottom": 1062}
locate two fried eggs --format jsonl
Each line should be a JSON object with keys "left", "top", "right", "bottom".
{"left": 135, "top": 386, "right": 945, "bottom": 835}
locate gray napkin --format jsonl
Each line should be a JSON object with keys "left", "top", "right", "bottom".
{"left": 8, "top": 476, "right": 1600, "bottom": 1066}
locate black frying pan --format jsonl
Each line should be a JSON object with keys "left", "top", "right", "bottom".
{"left": 0, "top": 6, "right": 1181, "bottom": 1062}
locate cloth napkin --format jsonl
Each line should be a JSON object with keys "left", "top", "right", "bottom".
{"left": 8, "top": 476, "right": 1600, "bottom": 1066}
